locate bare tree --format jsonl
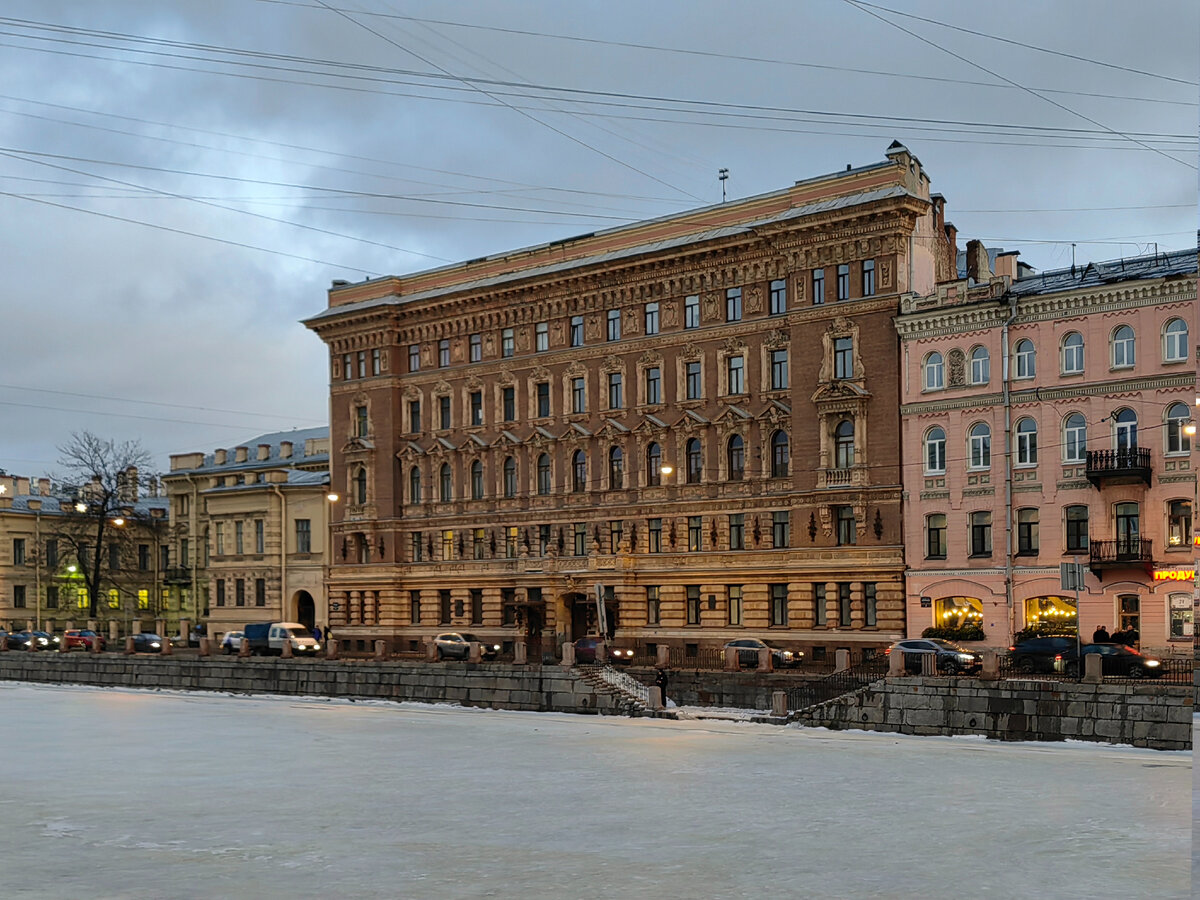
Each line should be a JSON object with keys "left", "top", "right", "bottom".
{"left": 54, "top": 432, "right": 154, "bottom": 618}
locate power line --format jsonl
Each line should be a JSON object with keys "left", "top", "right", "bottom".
{"left": 0, "top": 383, "right": 317, "bottom": 422}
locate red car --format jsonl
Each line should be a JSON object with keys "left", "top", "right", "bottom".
{"left": 64, "top": 629, "right": 107, "bottom": 651}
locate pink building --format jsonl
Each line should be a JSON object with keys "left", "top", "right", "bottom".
{"left": 896, "top": 244, "right": 1196, "bottom": 656}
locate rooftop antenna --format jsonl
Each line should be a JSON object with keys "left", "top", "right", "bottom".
{"left": 1071, "top": 243, "right": 1076, "bottom": 269}
{"left": 718, "top": 168, "right": 729, "bottom": 203}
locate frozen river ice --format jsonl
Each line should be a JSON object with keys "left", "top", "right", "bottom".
{"left": 1, "top": 683, "right": 1190, "bottom": 899}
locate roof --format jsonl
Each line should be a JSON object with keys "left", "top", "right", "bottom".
{"left": 1010, "top": 248, "right": 1196, "bottom": 297}
{"left": 174, "top": 427, "right": 328, "bottom": 475}
{"left": 3, "top": 493, "right": 168, "bottom": 517}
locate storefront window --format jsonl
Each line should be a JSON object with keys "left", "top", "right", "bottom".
{"left": 1168, "top": 593, "right": 1192, "bottom": 639}
{"left": 933, "top": 596, "right": 983, "bottom": 630}
{"left": 1023, "top": 595, "right": 1078, "bottom": 635}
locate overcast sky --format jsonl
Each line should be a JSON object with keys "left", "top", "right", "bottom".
{"left": 1, "top": 0, "right": 1196, "bottom": 482}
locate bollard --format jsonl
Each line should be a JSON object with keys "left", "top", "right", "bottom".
{"left": 888, "top": 650, "right": 906, "bottom": 676}
{"left": 325, "top": 638, "right": 339, "bottom": 660}
{"left": 426, "top": 640, "right": 438, "bottom": 662}
{"left": 724, "top": 647, "right": 740, "bottom": 671}
{"left": 514, "top": 641, "right": 527, "bottom": 665}
{"left": 834, "top": 648, "right": 850, "bottom": 673}
{"left": 0, "top": 635, "right": 7, "bottom": 652}
{"left": 90, "top": 635, "right": 101, "bottom": 655}
{"left": 281, "top": 639, "right": 293, "bottom": 659}
{"left": 239, "top": 637, "right": 251, "bottom": 658}
{"left": 980, "top": 650, "right": 1000, "bottom": 681}
{"left": 198, "top": 637, "right": 211, "bottom": 658}
{"left": 161, "top": 635, "right": 172, "bottom": 656}
{"left": 771, "top": 690, "right": 788, "bottom": 717}
{"left": 561, "top": 642, "right": 576, "bottom": 667}
{"left": 596, "top": 641, "right": 607, "bottom": 665}
{"left": 1083, "top": 652, "right": 1102, "bottom": 683}
{"left": 29, "top": 633, "right": 39, "bottom": 653}
{"left": 124, "top": 636, "right": 135, "bottom": 656}
{"left": 375, "top": 639, "right": 388, "bottom": 661}
{"left": 757, "top": 647, "right": 773, "bottom": 673}
{"left": 920, "top": 652, "right": 937, "bottom": 676}
{"left": 649, "top": 686, "right": 663, "bottom": 710}
{"left": 656, "top": 644, "right": 670, "bottom": 668}
{"left": 467, "top": 641, "right": 481, "bottom": 663}
{"left": 108, "top": 620, "right": 119, "bottom": 644}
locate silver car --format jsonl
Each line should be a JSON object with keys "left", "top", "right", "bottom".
{"left": 220, "top": 631, "right": 246, "bottom": 654}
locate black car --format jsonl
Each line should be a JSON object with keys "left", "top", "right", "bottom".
{"left": 129, "top": 633, "right": 164, "bottom": 653}
{"left": 573, "top": 637, "right": 634, "bottom": 665}
{"left": 5, "top": 630, "right": 55, "bottom": 651}
{"left": 1008, "top": 636, "right": 1078, "bottom": 674}
{"left": 723, "top": 638, "right": 802, "bottom": 669}
{"left": 886, "top": 639, "right": 982, "bottom": 675}
{"left": 1055, "top": 643, "right": 1163, "bottom": 678}
{"left": 458, "top": 633, "right": 500, "bottom": 661}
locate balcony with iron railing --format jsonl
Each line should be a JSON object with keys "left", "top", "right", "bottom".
{"left": 1085, "top": 448, "right": 1151, "bottom": 487}
{"left": 1088, "top": 538, "right": 1153, "bottom": 580}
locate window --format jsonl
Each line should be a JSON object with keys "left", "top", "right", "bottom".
{"left": 46, "top": 586, "right": 58, "bottom": 609}
{"left": 970, "top": 511, "right": 992, "bottom": 556}
{"left": 646, "top": 586, "right": 661, "bottom": 624}
{"left": 644, "top": 367, "right": 661, "bottom": 404}
{"left": 469, "top": 333, "right": 481, "bottom": 362}
{"left": 769, "top": 278, "right": 787, "bottom": 315}
{"left": 539, "top": 524, "right": 551, "bottom": 556}
{"left": 969, "top": 346, "right": 990, "bottom": 384}
{"left": 469, "top": 391, "right": 482, "bottom": 427}
{"left": 770, "top": 584, "right": 788, "bottom": 627}
{"left": 354, "top": 404, "right": 368, "bottom": 438}
{"left": 727, "top": 435, "right": 745, "bottom": 481}
{"left": 13, "top": 538, "right": 25, "bottom": 565}
{"left": 770, "top": 349, "right": 788, "bottom": 390}
{"left": 535, "top": 322, "right": 548, "bottom": 352}
{"left": 839, "top": 583, "right": 852, "bottom": 627}
{"left": 644, "top": 302, "right": 659, "bottom": 335}
{"left": 814, "top": 583, "right": 826, "bottom": 626}
{"left": 216, "top": 580, "right": 226, "bottom": 607}
{"left": 684, "top": 294, "right": 700, "bottom": 329}
{"left": 409, "top": 467, "right": 422, "bottom": 504}
{"left": 354, "top": 467, "right": 367, "bottom": 504}
{"left": 648, "top": 518, "right": 662, "bottom": 553}
{"left": 772, "top": 510, "right": 790, "bottom": 548}
{"left": 235, "top": 521, "right": 244, "bottom": 555}
{"left": 1015, "top": 417, "right": 1038, "bottom": 465}
{"left": 1017, "top": 508, "right": 1039, "bottom": 555}
{"left": 570, "top": 315, "right": 584, "bottom": 347}
{"left": 296, "top": 519, "right": 311, "bottom": 554}
{"left": 255, "top": 578, "right": 266, "bottom": 607}
{"left": 646, "top": 443, "right": 662, "bottom": 486}
{"left": 1064, "top": 413, "right": 1087, "bottom": 462}
{"left": 834, "top": 420, "right": 854, "bottom": 469}
{"left": 410, "top": 533, "right": 424, "bottom": 563}
{"left": 357, "top": 351, "right": 366, "bottom": 378}
{"left": 726, "top": 287, "right": 742, "bottom": 322}
{"left": 1167, "top": 500, "right": 1191, "bottom": 548}
{"left": 506, "top": 526, "right": 519, "bottom": 559}
{"left": 573, "top": 523, "right": 586, "bottom": 556}
{"left": 1115, "top": 502, "right": 1141, "bottom": 558}
{"left": 1061, "top": 332, "right": 1084, "bottom": 374}
{"left": 255, "top": 519, "right": 264, "bottom": 554}
{"left": 836, "top": 506, "right": 855, "bottom": 545}
{"left": 923, "top": 352, "right": 944, "bottom": 390}
{"left": 502, "top": 457, "right": 516, "bottom": 499}
{"left": 439, "top": 589, "right": 451, "bottom": 623}
{"left": 408, "top": 400, "right": 421, "bottom": 434}
{"left": 969, "top": 423, "right": 991, "bottom": 469}
{"left": 441, "top": 530, "right": 455, "bottom": 561}
{"left": 836, "top": 264, "right": 849, "bottom": 300}
{"left": 1114, "top": 408, "right": 1138, "bottom": 450}
{"left": 607, "top": 309, "right": 621, "bottom": 342}
{"left": 537, "top": 454, "right": 552, "bottom": 495}
{"left": 685, "top": 438, "right": 702, "bottom": 483}
{"left": 609, "top": 520, "right": 623, "bottom": 553}
{"left": 438, "top": 338, "right": 450, "bottom": 367}
{"left": 109, "top": 542, "right": 121, "bottom": 571}
{"left": 687, "top": 586, "right": 701, "bottom": 625}
{"left": 925, "top": 427, "right": 947, "bottom": 474}
{"left": 571, "top": 377, "right": 586, "bottom": 413}
{"left": 608, "top": 373, "right": 623, "bottom": 410}
{"left": 1065, "top": 505, "right": 1089, "bottom": 552}
{"left": 926, "top": 513, "right": 947, "bottom": 558}
{"left": 1014, "top": 339, "right": 1035, "bottom": 378}
{"left": 729, "top": 513, "right": 745, "bottom": 550}
{"left": 1166, "top": 403, "right": 1191, "bottom": 454}
{"left": 13, "top": 585, "right": 25, "bottom": 608}
{"left": 688, "top": 516, "right": 702, "bottom": 552}
{"left": 726, "top": 585, "right": 743, "bottom": 625}
{"left": 371, "top": 348, "right": 381, "bottom": 375}
{"left": 439, "top": 463, "right": 452, "bottom": 502}
{"left": 45, "top": 539, "right": 57, "bottom": 567}
{"left": 439, "top": 395, "right": 452, "bottom": 430}
{"left": 408, "top": 344, "right": 420, "bottom": 372}
{"left": 770, "top": 431, "right": 789, "bottom": 477}
{"left": 1111, "top": 325, "right": 1135, "bottom": 368}
{"left": 342, "top": 353, "right": 353, "bottom": 381}
{"left": 535, "top": 382, "right": 550, "bottom": 418}
{"left": 501, "top": 327, "right": 514, "bottom": 358}
{"left": 812, "top": 269, "right": 825, "bottom": 305}
{"left": 861, "top": 260, "right": 875, "bottom": 297}
{"left": 1169, "top": 592, "right": 1192, "bottom": 640}
{"left": 138, "top": 544, "right": 150, "bottom": 570}
{"left": 572, "top": 451, "right": 587, "bottom": 492}
{"left": 833, "top": 337, "right": 853, "bottom": 380}
{"left": 608, "top": 447, "right": 624, "bottom": 489}
{"left": 865, "top": 583, "right": 877, "bottom": 627}
{"left": 235, "top": 579, "right": 245, "bottom": 607}
{"left": 685, "top": 361, "right": 702, "bottom": 399}
{"left": 726, "top": 355, "right": 744, "bottom": 395}
{"left": 470, "top": 588, "right": 483, "bottom": 624}
{"left": 1163, "top": 317, "right": 1188, "bottom": 362}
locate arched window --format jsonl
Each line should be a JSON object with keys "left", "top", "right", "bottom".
{"left": 923, "top": 352, "right": 944, "bottom": 390}
{"left": 1014, "top": 339, "right": 1035, "bottom": 378}
{"left": 1061, "top": 332, "right": 1084, "bottom": 374}
{"left": 536, "top": 454, "right": 551, "bottom": 495}
{"left": 1063, "top": 413, "right": 1087, "bottom": 463}
{"left": 1113, "top": 408, "right": 1137, "bottom": 451}
{"left": 834, "top": 420, "right": 854, "bottom": 469}
{"left": 409, "top": 466, "right": 421, "bottom": 504}
{"left": 503, "top": 456, "right": 516, "bottom": 499}
{"left": 924, "top": 427, "right": 946, "bottom": 474}
{"left": 685, "top": 438, "right": 702, "bottom": 484}
{"left": 572, "top": 450, "right": 587, "bottom": 492}
{"left": 608, "top": 446, "right": 624, "bottom": 489}
{"left": 1111, "top": 324, "right": 1135, "bottom": 368}
{"left": 1015, "top": 418, "right": 1038, "bottom": 466}
{"left": 727, "top": 435, "right": 745, "bottom": 481}
{"left": 470, "top": 460, "right": 483, "bottom": 500}
{"left": 439, "top": 463, "right": 452, "bottom": 502}
{"left": 646, "top": 442, "right": 662, "bottom": 486}
{"left": 1166, "top": 402, "right": 1191, "bottom": 454}
{"left": 1164, "top": 317, "right": 1188, "bottom": 362}
{"left": 969, "top": 346, "right": 989, "bottom": 385}
{"left": 770, "top": 431, "right": 789, "bottom": 478}
{"left": 968, "top": 423, "right": 991, "bottom": 469}
{"left": 354, "top": 467, "right": 368, "bottom": 505}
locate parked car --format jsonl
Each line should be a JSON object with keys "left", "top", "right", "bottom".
{"left": 432, "top": 632, "right": 474, "bottom": 660}
{"left": 6, "top": 631, "right": 56, "bottom": 651}
{"left": 64, "top": 629, "right": 107, "bottom": 651}
{"left": 722, "top": 638, "right": 802, "bottom": 669}
{"left": 1054, "top": 643, "right": 1163, "bottom": 678}
{"left": 885, "top": 639, "right": 981, "bottom": 675}
{"left": 458, "top": 633, "right": 500, "bottom": 660}
{"left": 129, "top": 633, "right": 163, "bottom": 653}
{"left": 221, "top": 631, "right": 246, "bottom": 654}
{"left": 572, "top": 636, "right": 634, "bottom": 665}
{"left": 1008, "top": 636, "right": 1078, "bottom": 674}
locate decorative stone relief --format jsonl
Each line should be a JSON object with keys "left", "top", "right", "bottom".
{"left": 661, "top": 301, "right": 679, "bottom": 328}
{"left": 947, "top": 348, "right": 966, "bottom": 386}
{"left": 702, "top": 292, "right": 720, "bottom": 322}
{"left": 745, "top": 285, "right": 763, "bottom": 314}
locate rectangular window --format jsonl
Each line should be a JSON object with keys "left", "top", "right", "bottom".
{"left": 216, "top": 580, "right": 226, "bottom": 607}
{"left": 1065, "top": 506, "right": 1089, "bottom": 552}
{"left": 502, "top": 327, "right": 514, "bottom": 358}
{"left": 608, "top": 372, "right": 623, "bottom": 410}
{"left": 539, "top": 524, "right": 551, "bottom": 557}
{"left": 864, "top": 583, "right": 877, "bottom": 627}
{"left": 536, "top": 322, "right": 548, "bottom": 352}
{"left": 501, "top": 588, "right": 516, "bottom": 626}
{"left": 216, "top": 523, "right": 224, "bottom": 556}
{"left": 357, "top": 351, "right": 367, "bottom": 378}
{"left": 726, "top": 355, "right": 744, "bottom": 395}
{"left": 235, "top": 521, "right": 244, "bottom": 555}
{"left": 728, "top": 585, "right": 743, "bottom": 626}
{"left": 571, "top": 377, "right": 586, "bottom": 413}
{"left": 570, "top": 315, "right": 584, "bottom": 347}
{"left": 472, "top": 528, "right": 486, "bottom": 560}
{"left": 769, "top": 278, "right": 787, "bottom": 315}
{"left": 13, "top": 538, "right": 25, "bottom": 565}
{"left": 726, "top": 287, "right": 742, "bottom": 322}
{"left": 45, "top": 539, "right": 57, "bottom": 567}
{"left": 255, "top": 578, "right": 266, "bottom": 607}
{"left": 46, "top": 585, "right": 58, "bottom": 609}
{"left": 862, "top": 259, "right": 875, "bottom": 296}
{"left": 573, "top": 523, "right": 586, "bottom": 556}
{"left": 813, "top": 269, "right": 825, "bottom": 305}
{"left": 770, "top": 349, "right": 788, "bottom": 390}
{"left": 440, "top": 395, "right": 452, "bottom": 430}
{"left": 410, "top": 532, "right": 424, "bottom": 562}
{"left": 438, "top": 338, "right": 450, "bottom": 367}
{"left": 688, "top": 516, "right": 702, "bottom": 552}
{"left": 648, "top": 518, "right": 662, "bottom": 553}
{"left": 970, "top": 511, "right": 992, "bottom": 557}
{"left": 502, "top": 386, "right": 515, "bottom": 422}
{"left": 770, "top": 583, "right": 788, "bottom": 627}
{"left": 371, "top": 347, "right": 381, "bottom": 375}
{"left": 235, "top": 578, "right": 245, "bottom": 607}
{"left": 644, "top": 302, "right": 659, "bottom": 335}
{"left": 470, "top": 589, "right": 483, "bottom": 625}
{"left": 342, "top": 353, "right": 353, "bottom": 381}
{"left": 608, "top": 520, "right": 623, "bottom": 553}
{"left": 296, "top": 519, "right": 311, "bottom": 554}
{"left": 408, "top": 344, "right": 420, "bottom": 372}
{"left": 410, "top": 590, "right": 421, "bottom": 625}
{"left": 772, "top": 511, "right": 790, "bottom": 548}
{"left": 685, "top": 361, "right": 702, "bottom": 400}
{"left": 686, "top": 585, "right": 701, "bottom": 625}
{"left": 469, "top": 391, "right": 482, "bottom": 426}
{"left": 839, "top": 583, "right": 852, "bottom": 627}
{"left": 1017, "top": 508, "right": 1039, "bottom": 555}
{"left": 13, "top": 585, "right": 26, "bottom": 609}
{"left": 408, "top": 400, "right": 421, "bottom": 434}
{"left": 729, "top": 513, "right": 745, "bottom": 550}
{"left": 506, "top": 526, "right": 519, "bottom": 559}
{"left": 645, "top": 367, "right": 661, "bottom": 404}
{"left": 926, "top": 514, "right": 947, "bottom": 559}
{"left": 814, "top": 583, "right": 827, "bottom": 626}
{"left": 137, "top": 544, "right": 150, "bottom": 571}
{"left": 439, "top": 589, "right": 451, "bottom": 625}
{"left": 646, "top": 586, "right": 660, "bottom": 625}
{"left": 441, "top": 530, "right": 454, "bottom": 560}
{"left": 834, "top": 337, "right": 853, "bottom": 379}
{"left": 837, "top": 264, "right": 850, "bottom": 300}
{"left": 255, "top": 519, "right": 264, "bottom": 554}
{"left": 469, "top": 333, "right": 481, "bottom": 363}
{"left": 607, "top": 309, "right": 621, "bottom": 341}
{"left": 354, "top": 405, "right": 368, "bottom": 438}
{"left": 684, "top": 294, "right": 700, "bottom": 329}
{"left": 109, "top": 543, "right": 121, "bottom": 571}
{"left": 536, "top": 382, "right": 551, "bottom": 417}
{"left": 836, "top": 506, "right": 856, "bottom": 545}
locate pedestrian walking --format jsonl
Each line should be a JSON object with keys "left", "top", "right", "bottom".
{"left": 1091, "top": 625, "right": 1110, "bottom": 643}
{"left": 312, "top": 625, "right": 321, "bottom": 642}
{"left": 654, "top": 667, "right": 670, "bottom": 709}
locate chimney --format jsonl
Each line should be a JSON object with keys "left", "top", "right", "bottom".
{"left": 214, "top": 449, "right": 227, "bottom": 465}
{"left": 120, "top": 466, "right": 139, "bottom": 503}
{"left": 993, "top": 252, "right": 1019, "bottom": 280}
{"left": 16, "top": 477, "right": 30, "bottom": 495}
{"left": 280, "top": 441, "right": 293, "bottom": 459}
{"left": 966, "top": 239, "right": 992, "bottom": 283}
{"left": 235, "top": 446, "right": 248, "bottom": 463}
{"left": 257, "top": 443, "right": 271, "bottom": 461}
{"left": 38, "top": 478, "right": 50, "bottom": 496}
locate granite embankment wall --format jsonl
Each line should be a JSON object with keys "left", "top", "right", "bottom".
{"left": 793, "top": 676, "right": 1192, "bottom": 751}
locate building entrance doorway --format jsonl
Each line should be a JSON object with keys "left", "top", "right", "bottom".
{"left": 295, "top": 591, "right": 315, "bottom": 630}
{"left": 569, "top": 591, "right": 618, "bottom": 641}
